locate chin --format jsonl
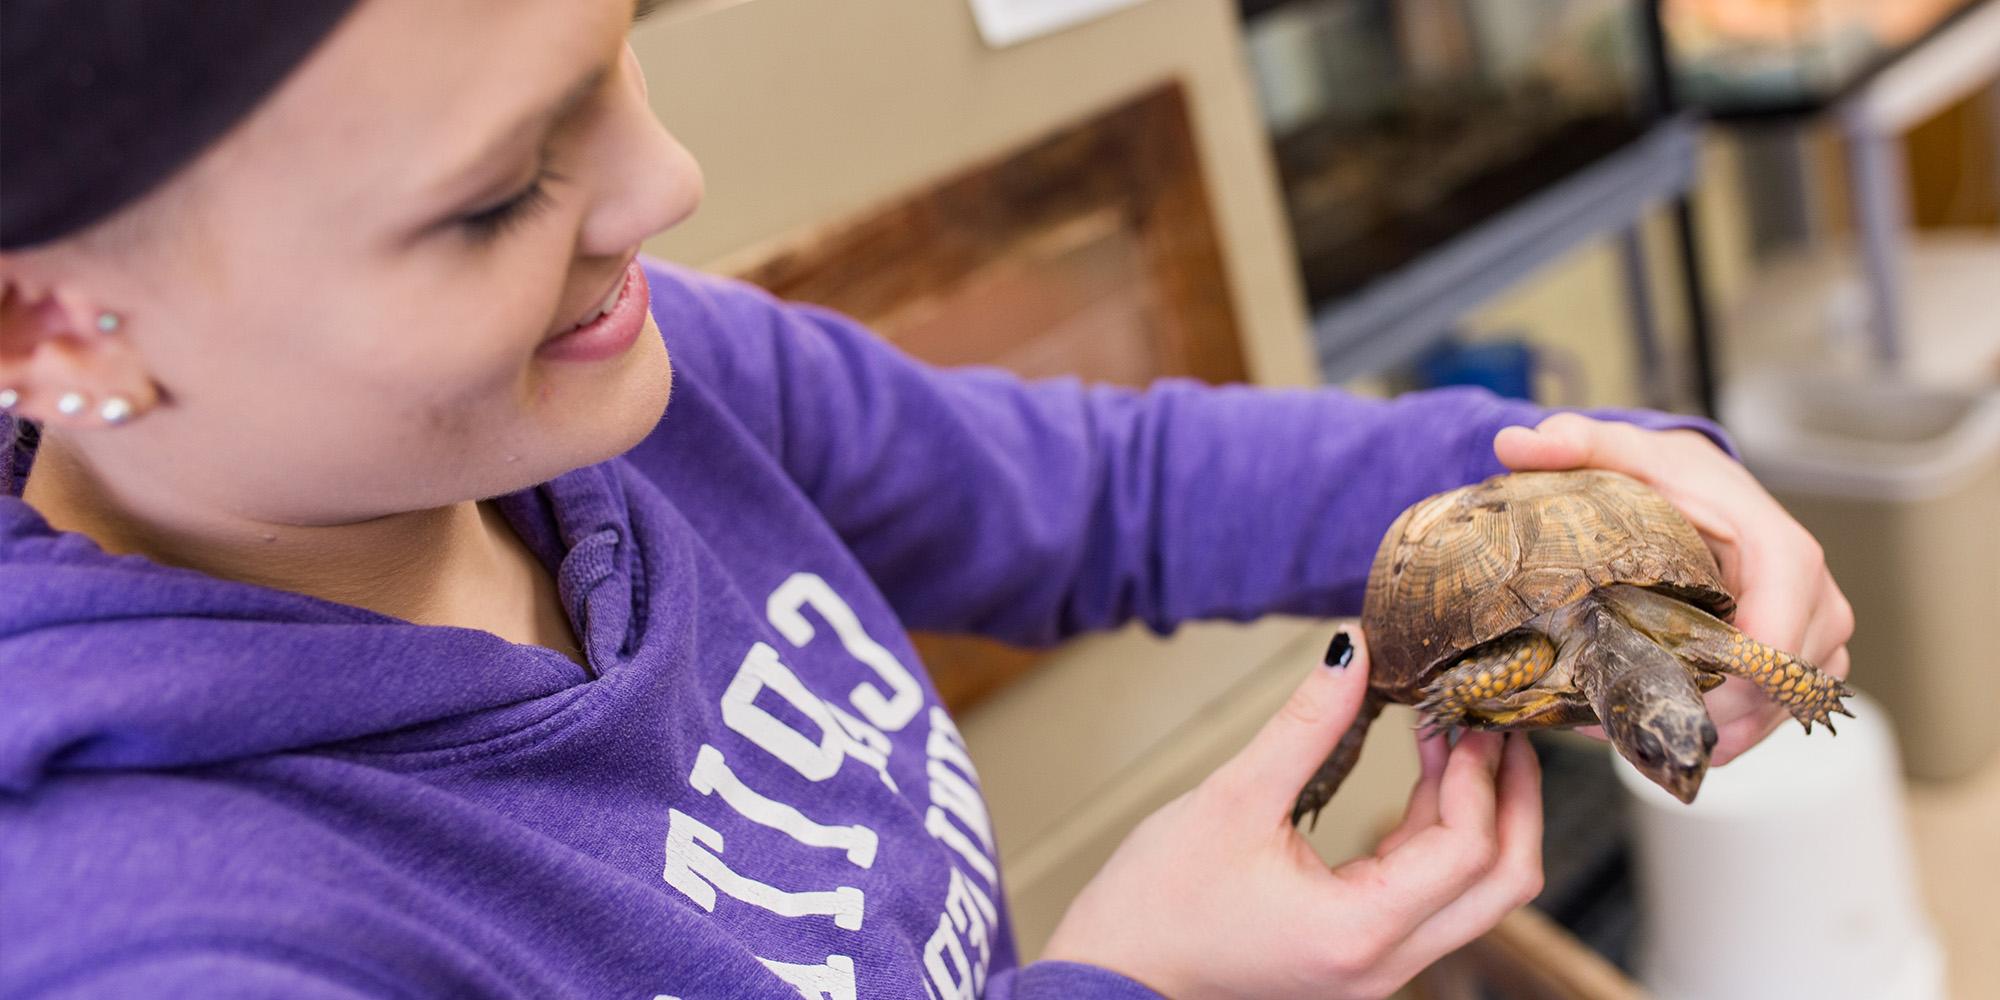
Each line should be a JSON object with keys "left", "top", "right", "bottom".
{"left": 513, "top": 320, "right": 674, "bottom": 487}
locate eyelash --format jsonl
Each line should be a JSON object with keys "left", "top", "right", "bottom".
{"left": 457, "top": 167, "right": 561, "bottom": 244}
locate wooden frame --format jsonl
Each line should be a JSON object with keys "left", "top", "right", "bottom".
{"left": 1412, "top": 907, "right": 1650, "bottom": 1000}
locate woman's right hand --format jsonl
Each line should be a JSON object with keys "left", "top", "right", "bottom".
{"left": 1038, "top": 630, "right": 1544, "bottom": 999}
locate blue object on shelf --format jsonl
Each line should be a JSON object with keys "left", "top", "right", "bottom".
{"left": 1414, "top": 337, "right": 1539, "bottom": 401}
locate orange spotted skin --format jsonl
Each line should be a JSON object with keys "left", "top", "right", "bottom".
{"left": 1732, "top": 633, "right": 1832, "bottom": 723}
{"left": 1415, "top": 632, "right": 1560, "bottom": 730}
{"left": 1361, "top": 470, "right": 1733, "bottom": 702}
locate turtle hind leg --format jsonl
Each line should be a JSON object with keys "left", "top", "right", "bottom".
{"left": 1415, "top": 631, "right": 1560, "bottom": 734}
{"left": 1601, "top": 584, "right": 1855, "bottom": 734}
{"left": 1466, "top": 688, "right": 1597, "bottom": 730}
{"left": 1291, "top": 690, "right": 1386, "bottom": 830}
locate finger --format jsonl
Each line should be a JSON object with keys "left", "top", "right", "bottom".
{"left": 1495, "top": 413, "right": 1667, "bottom": 476}
{"left": 1722, "top": 519, "right": 1825, "bottom": 656}
{"left": 1710, "top": 699, "right": 1785, "bottom": 767}
{"left": 1212, "top": 629, "right": 1374, "bottom": 825}
{"left": 1385, "top": 734, "right": 1545, "bottom": 970}
{"left": 1375, "top": 731, "right": 1451, "bottom": 857}
{"left": 1433, "top": 730, "right": 1504, "bottom": 833}
{"left": 1332, "top": 732, "right": 1507, "bottom": 930}
{"left": 1492, "top": 417, "right": 1591, "bottom": 472}
{"left": 1799, "top": 574, "right": 1856, "bottom": 669}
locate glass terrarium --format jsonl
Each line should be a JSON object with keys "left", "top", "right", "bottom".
{"left": 1239, "top": 0, "right": 1657, "bottom": 305}
{"left": 1667, "top": 0, "right": 1983, "bottom": 115}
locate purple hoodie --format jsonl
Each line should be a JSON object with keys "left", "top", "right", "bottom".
{"left": 0, "top": 261, "right": 1724, "bottom": 998}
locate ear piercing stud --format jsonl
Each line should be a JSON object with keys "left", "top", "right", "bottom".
{"left": 96, "top": 311, "right": 122, "bottom": 334}
{"left": 6, "top": 389, "right": 138, "bottom": 425}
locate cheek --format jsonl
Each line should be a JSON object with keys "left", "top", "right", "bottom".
{"left": 177, "top": 276, "right": 554, "bottom": 481}
{"left": 347, "top": 266, "right": 559, "bottom": 399}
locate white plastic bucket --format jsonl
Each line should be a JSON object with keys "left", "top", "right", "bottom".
{"left": 1723, "top": 372, "right": 2000, "bottom": 780}
{"left": 1613, "top": 691, "right": 1946, "bottom": 1000}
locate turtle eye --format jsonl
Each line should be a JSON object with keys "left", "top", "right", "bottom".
{"left": 1633, "top": 731, "right": 1665, "bottom": 767}
{"left": 1700, "top": 719, "right": 1719, "bottom": 753}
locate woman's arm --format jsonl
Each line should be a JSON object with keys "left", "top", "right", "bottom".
{"left": 643, "top": 262, "right": 1727, "bottom": 645}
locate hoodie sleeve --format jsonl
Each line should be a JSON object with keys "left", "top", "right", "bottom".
{"left": 644, "top": 262, "right": 1731, "bottom": 646}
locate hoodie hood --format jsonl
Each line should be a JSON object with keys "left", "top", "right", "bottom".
{"left": 0, "top": 459, "right": 645, "bottom": 794}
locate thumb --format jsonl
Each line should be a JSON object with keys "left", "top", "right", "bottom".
{"left": 1213, "top": 628, "right": 1374, "bottom": 824}
{"left": 1493, "top": 413, "right": 1596, "bottom": 471}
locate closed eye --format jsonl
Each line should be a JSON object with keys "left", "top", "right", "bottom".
{"left": 456, "top": 165, "right": 564, "bottom": 244}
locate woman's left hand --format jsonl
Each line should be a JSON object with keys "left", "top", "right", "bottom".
{"left": 1492, "top": 412, "right": 1855, "bottom": 765}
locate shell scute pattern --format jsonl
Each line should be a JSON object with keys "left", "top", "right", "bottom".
{"left": 1362, "top": 470, "right": 1728, "bottom": 698}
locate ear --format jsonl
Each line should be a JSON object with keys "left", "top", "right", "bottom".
{"left": 0, "top": 267, "right": 160, "bottom": 429}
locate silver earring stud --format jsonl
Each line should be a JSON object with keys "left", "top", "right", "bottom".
{"left": 99, "top": 396, "right": 135, "bottom": 425}
{"left": 56, "top": 391, "right": 88, "bottom": 417}
{"left": 0, "top": 388, "right": 18, "bottom": 411}
{"left": 96, "top": 311, "right": 122, "bottom": 333}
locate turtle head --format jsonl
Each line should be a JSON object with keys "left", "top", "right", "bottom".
{"left": 1601, "top": 671, "right": 1718, "bottom": 804}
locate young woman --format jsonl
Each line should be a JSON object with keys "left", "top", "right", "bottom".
{"left": 0, "top": 2, "right": 1852, "bottom": 997}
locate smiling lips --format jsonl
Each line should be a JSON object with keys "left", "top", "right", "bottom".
{"left": 571, "top": 275, "right": 626, "bottom": 331}
{"left": 536, "top": 260, "right": 648, "bottom": 363}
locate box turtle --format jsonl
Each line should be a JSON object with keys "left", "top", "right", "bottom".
{"left": 1291, "top": 469, "right": 1853, "bottom": 827}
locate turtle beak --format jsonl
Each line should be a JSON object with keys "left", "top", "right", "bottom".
{"left": 1655, "top": 722, "right": 1714, "bottom": 803}
{"left": 1661, "top": 716, "right": 1719, "bottom": 803}
{"left": 1617, "top": 714, "right": 1715, "bottom": 804}
{"left": 1660, "top": 754, "right": 1708, "bottom": 804}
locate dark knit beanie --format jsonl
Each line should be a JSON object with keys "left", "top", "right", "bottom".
{"left": 1, "top": 0, "right": 360, "bottom": 249}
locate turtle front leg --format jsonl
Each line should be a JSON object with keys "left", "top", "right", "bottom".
{"left": 1704, "top": 630, "right": 1854, "bottom": 733}
{"left": 1415, "top": 631, "right": 1559, "bottom": 733}
{"left": 1602, "top": 584, "right": 1855, "bottom": 733}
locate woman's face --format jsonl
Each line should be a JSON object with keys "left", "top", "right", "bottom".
{"left": 19, "top": 0, "right": 700, "bottom": 526}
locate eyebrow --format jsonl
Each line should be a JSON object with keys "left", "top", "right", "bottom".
{"left": 424, "top": 63, "right": 600, "bottom": 211}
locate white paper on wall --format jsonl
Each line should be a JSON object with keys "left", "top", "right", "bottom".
{"left": 966, "top": 0, "right": 1149, "bottom": 48}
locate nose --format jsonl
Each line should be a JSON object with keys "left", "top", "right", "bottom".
{"left": 576, "top": 45, "right": 704, "bottom": 257}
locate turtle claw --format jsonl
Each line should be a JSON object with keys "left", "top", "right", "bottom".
{"left": 1414, "top": 691, "right": 1468, "bottom": 735}
{"left": 1298, "top": 803, "right": 1324, "bottom": 832}
{"left": 1414, "top": 720, "right": 1457, "bottom": 743}
{"left": 1786, "top": 684, "right": 1854, "bottom": 736}
{"left": 1410, "top": 713, "right": 1446, "bottom": 740}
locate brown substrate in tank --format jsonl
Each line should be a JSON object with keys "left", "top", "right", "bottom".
{"left": 1274, "top": 94, "right": 1649, "bottom": 306}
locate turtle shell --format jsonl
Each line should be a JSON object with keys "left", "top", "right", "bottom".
{"left": 1360, "top": 469, "right": 1733, "bottom": 699}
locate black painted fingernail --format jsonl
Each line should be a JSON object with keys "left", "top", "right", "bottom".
{"left": 1323, "top": 630, "right": 1354, "bottom": 670}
